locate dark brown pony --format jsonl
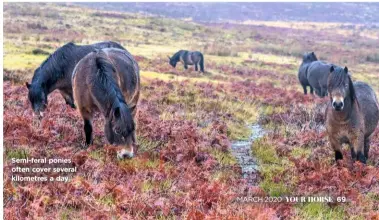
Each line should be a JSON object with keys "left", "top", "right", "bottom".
{"left": 307, "top": 61, "right": 335, "bottom": 97}
{"left": 26, "top": 41, "right": 125, "bottom": 117}
{"left": 168, "top": 50, "right": 204, "bottom": 72}
{"left": 298, "top": 52, "right": 318, "bottom": 95}
{"left": 72, "top": 48, "right": 140, "bottom": 159}
{"left": 326, "top": 66, "right": 379, "bottom": 164}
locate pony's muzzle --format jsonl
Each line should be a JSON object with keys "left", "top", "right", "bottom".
{"left": 117, "top": 148, "right": 134, "bottom": 160}
{"left": 332, "top": 101, "right": 344, "bottom": 111}
{"left": 116, "top": 145, "right": 135, "bottom": 160}
{"left": 32, "top": 111, "right": 44, "bottom": 119}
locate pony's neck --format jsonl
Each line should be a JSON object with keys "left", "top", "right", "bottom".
{"left": 32, "top": 60, "right": 62, "bottom": 94}
{"left": 331, "top": 98, "right": 354, "bottom": 122}
{"left": 31, "top": 69, "right": 51, "bottom": 93}
{"left": 172, "top": 52, "right": 181, "bottom": 62}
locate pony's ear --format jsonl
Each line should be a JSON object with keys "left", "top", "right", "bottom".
{"left": 25, "top": 82, "right": 31, "bottom": 89}
{"left": 344, "top": 66, "right": 348, "bottom": 74}
{"left": 311, "top": 52, "right": 314, "bottom": 55}
{"left": 330, "top": 66, "right": 334, "bottom": 73}
{"left": 114, "top": 107, "right": 121, "bottom": 119}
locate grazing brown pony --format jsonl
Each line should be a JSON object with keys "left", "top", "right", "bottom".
{"left": 72, "top": 48, "right": 140, "bottom": 159}
{"left": 326, "top": 66, "right": 379, "bottom": 164}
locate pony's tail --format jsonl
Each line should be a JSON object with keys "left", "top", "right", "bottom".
{"left": 95, "top": 51, "right": 115, "bottom": 81}
{"left": 199, "top": 53, "right": 204, "bottom": 73}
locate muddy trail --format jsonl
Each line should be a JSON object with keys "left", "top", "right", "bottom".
{"left": 230, "top": 124, "right": 265, "bottom": 186}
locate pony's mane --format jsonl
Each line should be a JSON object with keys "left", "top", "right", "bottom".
{"left": 303, "top": 52, "right": 318, "bottom": 63}
{"left": 94, "top": 50, "right": 134, "bottom": 135}
{"left": 171, "top": 50, "right": 186, "bottom": 61}
{"left": 94, "top": 51, "right": 126, "bottom": 106}
{"left": 310, "top": 52, "right": 318, "bottom": 61}
{"left": 329, "top": 66, "right": 355, "bottom": 101}
{"left": 33, "top": 42, "right": 77, "bottom": 83}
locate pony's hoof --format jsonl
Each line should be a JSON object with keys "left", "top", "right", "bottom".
{"left": 117, "top": 149, "right": 134, "bottom": 160}
{"left": 81, "top": 142, "right": 91, "bottom": 149}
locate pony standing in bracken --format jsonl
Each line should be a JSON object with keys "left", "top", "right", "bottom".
{"left": 168, "top": 50, "right": 204, "bottom": 73}
{"left": 298, "top": 52, "right": 318, "bottom": 95}
{"left": 26, "top": 41, "right": 125, "bottom": 117}
{"left": 326, "top": 66, "right": 379, "bottom": 164}
{"left": 307, "top": 61, "right": 335, "bottom": 98}
{"left": 72, "top": 48, "right": 140, "bottom": 159}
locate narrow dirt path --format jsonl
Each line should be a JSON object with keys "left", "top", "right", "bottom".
{"left": 230, "top": 124, "right": 265, "bottom": 186}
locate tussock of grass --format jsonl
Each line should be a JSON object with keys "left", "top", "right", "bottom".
{"left": 212, "top": 170, "right": 239, "bottom": 183}
{"left": 226, "top": 122, "right": 251, "bottom": 140}
{"left": 6, "top": 148, "right": 30, "bottom": 160}
{"left": 209, "top": 148, "right": 237, "bottom": 167}
{"left": 159, "top": 179, "right": 173, "bottom": 193}
{"left": 137, "top": 136, "right": 161, "bottom": 153}
{"left": 118, "top": 157, "right": 160, "bottom": 172}
{"left": 252, "top": 139, "right": 294, "bottom": 196}
{"left": 296, "top": 203, "right": 346, "bottom": 220}
{"left": 59, "top": 208, "right": 81, "bottom": 220}
{"left": 88, "top": 150, "right": 105, "bottom": 163}
{"left": 141, "top": 179, "right": 172, "bottom": 193}
{"left": 98, "top": 194, "right": 116, "bottom": 208}
{"left": 141, "top": 180, "right": 154, "bottom": 193}
{"left": 290, "top": 147, "right": 312, "bottom": 159}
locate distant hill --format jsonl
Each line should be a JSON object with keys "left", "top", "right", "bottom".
{"left": 76, "top": 2, "right": 379, "bottom": 23}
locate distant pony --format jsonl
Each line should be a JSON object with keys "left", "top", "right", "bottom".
{"left": 26, "top": 41, "right": 125, "bottom": 117}
{"left": 72, "top": 48, "right": 140, "bottom": 159}
{"left": 307, "top": 61, "right": 335, "bottom": 97}
{"left": 326, "top": 66, "right": 379, "bottom": 164}
{"left": 168, "top": 50, "right": 204, "bottom": 73}
{"left": 298, "top": 52, "right": 318, "bottom": 95}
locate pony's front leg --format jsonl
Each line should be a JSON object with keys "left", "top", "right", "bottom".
{"left": 330, "top": 137, "right": 343, "bottom": 162}
{"left": 84, "top": 119, "right": 93, "bottom": 146}
{"left": 184, "top": 64, "right": 188, "bottom": 70}
{"left": 302, "top": 85, "right": 307, "bottom": 95}
{"left": 60, "top": 90, "right": 76, "bottom": 108}
{"left": 195, "top": 64, "right": 198, "bottom": 71}
{"left": 310, "top": 86, "right": 314, "bottom": 95}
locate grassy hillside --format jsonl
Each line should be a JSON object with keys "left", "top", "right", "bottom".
{"left": 3, "top": 2, "right": 379, "bottom": 219}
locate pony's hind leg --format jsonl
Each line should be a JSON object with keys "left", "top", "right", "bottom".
{"left": 302, "top": 85, "right": 307, "bottom": 95}
{"left": 310, "top": 86, "right": 314, "bottom": 95}
{"left": 195, "top": 63, "right": 198, "bottom": 71}
{"left": 365, "top": 139, "right": 370, "bottom": 159}
{"left": 84, "top": 119, "right": 93, "bottom": 146}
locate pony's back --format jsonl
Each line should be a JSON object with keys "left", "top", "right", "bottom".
{"left": 354, "top": 82, "right": 379, "bottom": 137}
{"left": 307, "top": 61, "right": 332, "bottom": 97}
